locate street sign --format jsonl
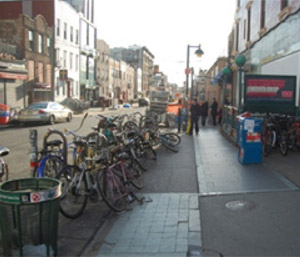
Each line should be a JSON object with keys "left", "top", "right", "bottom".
{"left": 59, "top": 69, "right": 68, "bottom": 81}
{"left": 185, "top": 68, "right": 190, "bottom": 75}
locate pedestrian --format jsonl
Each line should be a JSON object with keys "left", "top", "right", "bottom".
{"left": 201, "top": 101, "right": 208, "bottom": 126}
{"left": 218, "top": 106, "right": 223, "bottom": 125}
{"left": 210, "top": 98, "right": 218, "bottom": 126}
{"left": 189, "top": 98, "right": 201, "bottom": 135}
{"left": 224, "top": 95, "right": 230, "bottom": 106}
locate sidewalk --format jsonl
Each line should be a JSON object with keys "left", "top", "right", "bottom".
{"left": 82, "top": 134, "right": 202, "bottom": 257}
{"left": 195, "top": 126, "right": 300, "bottom": 256}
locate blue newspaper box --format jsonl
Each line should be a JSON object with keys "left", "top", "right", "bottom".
{"left": 238, "top": 117, "right": 263, "bottom": 165}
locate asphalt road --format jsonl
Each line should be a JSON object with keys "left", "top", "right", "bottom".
{"left": 0, "top": 107, "right": 147, "bottom": 179}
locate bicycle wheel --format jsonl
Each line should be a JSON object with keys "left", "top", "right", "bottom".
{"left": 97, "top": 170, "right": 127, "bottom": 212}
{"left": 122, "top": 121, "right": 139, "bottom": 132}
{"left": 126, "top": 163, "right": 144, "bottom": 190}
{"left": 160, "top": 136, "right": 178, "bottom": 153}
{"left": 57, "top": 165, "right": 88, "bottom": 219}
{"left": 163, "top": 133, "right": 181, "bottom": 147}
{"left": 140, "top": 144, "right": 157, "bottom": 170}
{"left": 33, "top": 155, "right": 63, "bottom": 178}
{"left": 279, "top": 131, "right": 288, "bottom": 156}
{"left": 262, "top": 129, "right": 274, "bottom": 157}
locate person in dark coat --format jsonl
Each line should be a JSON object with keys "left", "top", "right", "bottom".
{"left": 210, "top": 98, "right": 218, "bottom": 126}
{"left": 201, "top": 101, "right": 208, "bottom": 126}
{"left": 189, "top": 99, "right": 201, "bottom": 135}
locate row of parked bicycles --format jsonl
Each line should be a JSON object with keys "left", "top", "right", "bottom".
{"left": 262, "top": 113, "right": 300, "bottom": 157}
{"left": 27, "top": 111, "right": 181, "bottom": 218}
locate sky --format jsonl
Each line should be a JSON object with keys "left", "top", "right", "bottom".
{"left": 95, "top": 0, "right": 236, "bottom": 86}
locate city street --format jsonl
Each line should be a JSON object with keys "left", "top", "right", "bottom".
{"left": 0, "top": 107, "right": 147, "bottom": 179}
{"left": 3, "top": 110, "right": 300, "bottom": 256}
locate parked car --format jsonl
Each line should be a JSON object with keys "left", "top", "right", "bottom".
{"left": 138, "top": 98, "right": 150, "bottom": 107}
{"left": 123, "top": 103, "right": 131, "bottom": 108}
{"left": 18, "top": 101, "right": 73, "bottom": 125}
{"left": 109, "top": 104, "right": 120, "bottom": 110}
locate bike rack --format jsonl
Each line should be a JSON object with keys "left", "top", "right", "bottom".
{"left": 43, "top": 129, "right": 68, "bottom": 165}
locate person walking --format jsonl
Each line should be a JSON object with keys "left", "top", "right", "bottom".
{"left": 210, "top": 98, "right": 218, "bottom": 126}
{"left": 189, "top": 99, "right": 201, "bottom": 135}
{"left": 201, "top": 101, "right": 208, "bottom": 126}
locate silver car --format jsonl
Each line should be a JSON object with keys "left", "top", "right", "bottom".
{"left": 18, "top": 101, "right": 73, "bottom": 125}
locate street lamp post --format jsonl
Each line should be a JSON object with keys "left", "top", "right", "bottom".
{"left": 185, "top": 45, "right": 204, "bottom": 100}
{"left": 222, "top": 66, "right": 232, "bottom": 105}
{"left": 234, "top": 55, "right": 246, "bottom": 114}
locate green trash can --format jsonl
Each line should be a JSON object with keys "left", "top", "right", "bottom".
{"left": 0, "top": 178, "right": 61, "bottom": 257}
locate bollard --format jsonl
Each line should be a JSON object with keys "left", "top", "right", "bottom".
{"left": 178, "top": 108, "right": 182, "bottom": 133}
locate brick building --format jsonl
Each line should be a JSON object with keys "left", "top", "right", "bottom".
{"left": 0, "top": 14, "right": 52, "bottom": 105}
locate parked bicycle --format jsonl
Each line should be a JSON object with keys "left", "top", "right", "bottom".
{"left": 262, "top": 114, "right": 288, "bottom": 156}
{"left": 0, "top": 146, "right": 9, "bottom": 183}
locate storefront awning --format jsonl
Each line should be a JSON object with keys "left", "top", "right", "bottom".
{"left": 33, "top": 82, "right": 51, "bottom": 91}
{"left": 0, "top": 71, "right": 27, "bottom": 80}
{"left": 211, "top": 70, "right": 223, "bottom": 85}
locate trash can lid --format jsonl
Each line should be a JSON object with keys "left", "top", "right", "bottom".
{"left": 0, "top": 178, "right": 61, "bottom": 205}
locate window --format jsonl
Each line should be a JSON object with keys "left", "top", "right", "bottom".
{"left": 56, "top": 79, "right": 60, "bottom": 95}
{"left": 247, "top": 7, "right": 251, "bottom": 41}
{"left": 87, "top": 0, "right": 90, "bottom": 20}
{"left": 47, "top": 37, "right": 51, "bottom": 55}
{"left": 244, "top": 20, "right": 246, "bottom": 39}
{"left": 75, "top": 29, "right": 79, "bottom": 44}
{"left": 91, "top": 0, "right": 94, "bottom": 23}
{"left": 70, "top": 52, "right": 73, "bottom": 70}
{"left": 57, "top": 19, "right": 60, "bottom": 36}
{"left": 28, "top": 30, "right": 34, "bottom": 51}
{"left": 63, "top": 50, "right": 67, "bottom": 67}
{"left": 281, "top": 0, "right": 288, "bottom": 10}
{"left": 38, "top": 34, "right": 43, "bottom": 53}
{"left": 235, "top": 22, "right": 239, "bottom": 51}
{"left": 86, "top": 25, "right": 89, "bottom": 45}
{"left": 75, "top": 54, "right": 79, "bottom": 71}
{"left": 70, "top": 26, "right": 73, "bottom": 42}
{"left": 64, "top": 23, "right": 67, "bottom": 40}
{"left": 260, "top": 0, "right": 266, "bottom": 29}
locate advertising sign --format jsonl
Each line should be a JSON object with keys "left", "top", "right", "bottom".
{"left": 244, "top": 74, "right": 296, "bottom": 114}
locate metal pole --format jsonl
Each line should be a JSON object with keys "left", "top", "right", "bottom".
{"left": 185, "top": 45, "right": 190, "bottom": 98}
{"left": 191, "top": 67, "right": 194, "bottom": 100}
{"left": 3, "top": 79, "right": 7, "bottom": 105}
{"left": 238, "top": 67, "right": 242, "bottom": 113}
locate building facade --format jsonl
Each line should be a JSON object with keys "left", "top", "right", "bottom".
{"left": 65, "top": 0, "right": 97, "bottom": 102}
{"left": 110, "top": 46, "right": 155, "bottom": 98}
{"left": 96, "top": 39, "right": 110, "bottom": 102}
{"left": 0, "top": 14, "right": 52, "bottom": 106}
{"left": 232, "top": 0, "right": 300, "bottom": 108}
{"left": 205, "top": 57, "right": 227, "bottom": 105}
{"left": 54, "top": 0, "right": 80, "bottom": 102}
{"left": 108, "top": 58, "right": 134, "bottom": 103}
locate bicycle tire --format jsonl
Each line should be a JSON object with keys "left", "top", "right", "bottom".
{"left": 34, "top": 155, "right": 63, "bottom": 178}
{"left": 160, "top": 137, "right": 178, "bottom": 153}
{"left": 126, "top": 163, "right": 144, "bottom": 190}
{"left": 262, "top": 129, "right": 274, "bottom": 157}
{"left": 279, "top": 131, "right": 288, "bottom": 156}
{"left": 163, "top": 133, "right": 181, "bottom": 147}
{"left": 122, "top": 121, "right": 139, "bottom": 132}
{"left": 57, "top": 165, "right": 88, "bottom": 219}
{"left": 97, "top": 170, "right": 127, "bottom": 212}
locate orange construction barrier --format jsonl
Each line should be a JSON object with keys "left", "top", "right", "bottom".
{"left": 0, "top": 104, "right": 10, "bottom": 125}
{"left": 167, "top": 104, "right": 185, "bottom": 115}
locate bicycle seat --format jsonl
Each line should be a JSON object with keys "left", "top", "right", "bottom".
{"left": 73, "top": 140, "right": 86, "bottom": 147}
{"left": 0, "top": 146, "right": 9, "bottom": 157}
{"left": 46, "top": 140, "right": 63, "bottom": 147}
{"left": 91, "top": 126, "right": 99, "bottom": 131}
{"left": 117, "top": 151, "right": 130, "bottom": 160}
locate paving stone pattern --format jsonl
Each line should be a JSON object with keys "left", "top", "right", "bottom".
{"left": 97, "top": 193, "right": 201, "bottom": 256}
